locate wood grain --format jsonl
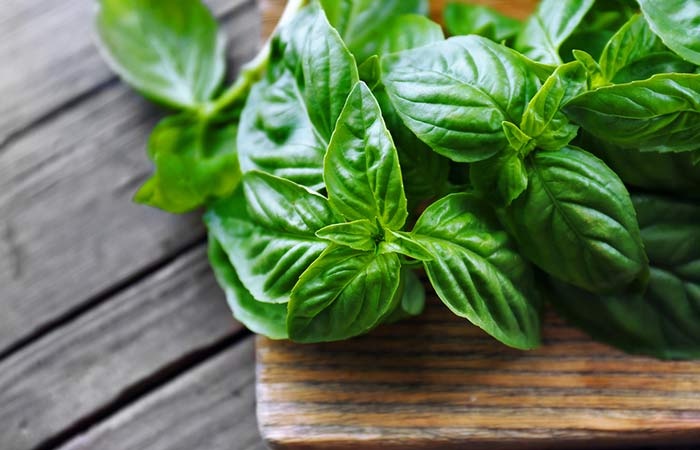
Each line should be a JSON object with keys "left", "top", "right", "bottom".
{"left": 257, "top": 301, "right": 700, "bottom": 450}
{"left": 0, "top": 0, "right": 259, "bottom": 356}
{"left": 257, "top": 1, "right": 700, "bottom": 449}
{"left": 59, "top": 337, "right": 265, "bottom": 450}
{"left": 0, "top": 0, "right": 254, "bottom": 144}
{"left": 0, "top": 245, "right": 241, "bottom": 450}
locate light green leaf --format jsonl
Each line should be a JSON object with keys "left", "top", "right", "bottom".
{"left": 382, "top": 230, "right": 433, "bottom": 261}
{"left": 134, "top": 114, "right": 240, "bottom": 213}
{"left": 238, "top": 4, "right": 359, "bottom": 190}
{"left": 444, "top": 2, "right": 521, "bottom": 42}
{"left": 316, "top": 219, "right": 378, "bottom": 252}
{"left": 599, "top": 14, "right": 664, "bottom": 83}
{"left": 521, "top": 61, "right": 587, "bottom": 151}
{"left": 637, "top": 0, "right": 700, "bottom": 66}
{"left": 412, "top": 193, "right": 542, "bottom": 349}
{"left": 96, "top": 0, "right": 225, "bottom": 109}
{"left": 208, "top": 237, "right": 288, "bottom": 339}
{"left": 501, "top": 146, "right": 648, "bottom": 294}
{"left": 325, "top": 82, "right": 408, "bottom": 229}
{"left": 470, "top": 151, "right": 528, "bottom": 207}
{"left": 320, "top": 0, "right": 429, "bottom": 63}
{"left": 381, "top": 36, "right": 541, "bottom": 162}
{"left": 549, "top": 194, "right": 700, "bottom": 360}
{"left": 378, "top": 14, "right": 445, "bottom": 55}
{"left": 205, "top": 174, "right": 340, "bottom": 304}
{"left": 564, "top": 73, "right": 700, "bottom": 153}
{"left": 502, "top": 121, "right": 535, "bottom": 154}
{"left": 288, "top": 245, "right": 402, "bottom": 342}
{"left": 515, "top": 0, "right": 595, "bottom": 64}
{"left": 572, "top": 49, "right": 607, "bottom": 88}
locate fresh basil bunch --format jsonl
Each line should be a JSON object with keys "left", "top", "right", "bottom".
{"left": 96, "top": 0, "right": 700, "bottom": 359}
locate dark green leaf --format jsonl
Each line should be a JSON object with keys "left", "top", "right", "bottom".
{"left": 443, "top": 2, "right": 521, "bottom": 42}
{"left": 521, "top": 61, "right": 587, "bottom": 150}
{"left": 316, "top": 219, "right": 378, "bottom": 252}
{"left": 470, "top": 151, "right": 528, "bottom": 207}
{"left": 288, "top": 245, "right": 402, "bottom": 342}
{"left": 381, "top": 36, "right": 540, "bottom": 162}
{"left": 205, "top": 174, "right": 341, "bottom": 304}
{"left": 637, "top": 0, "right": 700, "bottom": 66}
{"left": 412, "top": 193, "right": 542, "bottom": 349}
{"left": 501, "top": 146, "right": 648, "bottom": 294}
{"left": 549, "top": 194, "right": 700, "bottom": 360}
{"left": 612, "top": 52, "right": 696, "bottom": 84}
{"left": 564, "top": 74, "right": 700, "bottom": 153}
{"left": 599, "top": 14, "right": 663, "bottom": 83}
{"left": 208, "top": 237, "right": 288, "bottom": 339}
{"left": 320, "top": 0, "right": 429, "bottom": 63}
{"left": 515, "top": 0, "right": 595, "bottom": 64}
{"left": 134, "top": 114, "right": 241, "bottom": 213}
{"left": 325, "top": 82, "right": 408, "bottom": 229}
{"left": 383, "top": 269, "right": 426, "bottom": 323}
{"left": 96, "top": 0, "right": 225, "bottom": 109}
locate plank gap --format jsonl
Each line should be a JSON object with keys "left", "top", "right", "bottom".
{"left": 0, "top": 234, "right": 206, "bottom": 363}
{"left": 33, "top": 328, "right": 252, "bottom": 450}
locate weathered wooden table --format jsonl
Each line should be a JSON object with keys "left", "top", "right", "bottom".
{"left": 0, "top": 0, "right": 268, "bottom": 449}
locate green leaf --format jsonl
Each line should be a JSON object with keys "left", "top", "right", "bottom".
{"left": 238, "top": 4, "right": 359, "bottom": 190}
{"left": 378, "top": 14, "right": 445, "bottom": 55}
{"left": 412, "top": 193, "right": 542, "bottom": 349}
{"left": 515, "top": 0, "right": 595, "bottom": 64}
{"left": 205, "top": 174, "right": 341, "bottom": 304}
{"left": 382, "top": 230, "right": 433, "bottom": 261}
{"left": 288, "top": 245, "right": 402, "bottom": 342}
{"left": 549, "top": 194, "right": 700, "bottom": 360}
{"left": 470, "top": 151, "right": 528, "bottom": 207}
{"left": 381, "top": 36, "right": 541, "bottom": 162}
{"left": 324, "top": 82, "right": 408, "bottom": 229}
{"left": 564, "top": 73, "right": 700, "bottom": 153}
{"left": 134, "top": 114, "right": 240, "bottom": 213}
{"left": 577, "top": 131, "right": 700, "bottom": 200}
{"left": 208, "top": 237, "right": 288, "bottom": 339}
{"left": 637, "top": 0, "right": 700, "bottom": 66}
{"left": 320, "top": 0, "right": 429, "bottom": 63}
{"left": 96, "top": 0, "right": 225, "bottom": 109}
{"left": 572, "top": 49, "right": 607, "bottom": 89}
{"left": 316, "top": 219, "right": 378, "bottom": 252}
{"left": 501, "top": 121, "right": 535, "bottom": 155}
{"left": 383, "top": 269, "right": 426, "bottom": 323}
{"left": 521, "top": 61, "right": 587, "bottom": 151}
{"left": 599, "top": 14, "right": 664, "bottom": 83}
{"left": 443, "top": 2, "right": 521, "bottom": 42}
{"left": 612, "top": 52, "right": 697, "bottom": 84}
{"left": 501, "top": 146, "right": 649, "bottom": 294}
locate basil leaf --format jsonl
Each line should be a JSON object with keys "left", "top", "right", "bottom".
{"left": 578, "top": 132, "right": 700, "bottom": 200}
{"left": 381, "top": 36, "right": 541, "bottom": 162}
{"left": 320, "top": 0, "right": 429, "bottom": 63}
{"left": 205, "top": 174, "right": 340, "bottom": 304}
{"left": 444, "top": 2, "right": 521, "bottom": 43}
{"left": 549, "top": 194, "right": 700, "bottom": 360}
{"left": 572, "top": 49, "right": 607, "bottom": 89}
{"left": 238, "top": 4, "right": 359, "bottom": 190}
{"left": 515, "top": 0, "right": 595, "bottom": 65}
{"left": 599, "top": 14, "right": 664, "bottom": 83}
{"left": 613, "top": 52, "right": 697, "bottom": 84}
{"left": 325, "top": 82, "right": 408, "bottom": 229}
{"left": 382, "top": 230, "right": 433, "bottom": 261}
{"left": 378, "top": 15, "right": 445, "bottom": 55}
{"left": 288, "top": 245, "right": 402, "bottom": 342}
{"left": 384, "top": 269, "right": 426, "bottom": 323}
{"left": 374, "top": 89, "right": 450, "bottom": 212}
{"left": 501, "top": 146, "right": 648, "bottom": 294}
{"left": 208, "top": 237, "right": 288, "bottom": 339}
{"left": 637, "top": 0, "right": 700, "bottom": 66}
{"left": 412, "top": 193, "right": 542, "bottom": 349}
{"left": 564, "top": 73, "right": 700, "bottom": 153}
{"left": 96, "top": 0, "right": 225, "bottom": 109}
{"left": 134, "top": 114, "right": 240, "bottom": 213}
{"left": 520, "top": 61, "right": 587, "bottom": 151}
{"left": 316, "top": 219, "right": 378, "bottom": 252}
{"left": 470, "top": 151, "right": 528, "bottom": 207}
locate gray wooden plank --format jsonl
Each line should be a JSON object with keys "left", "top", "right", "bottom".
{"left": 0, "top": 244, "right": 242, "bottom": 450}
{"left": 0, "top": 0, "right": 254, "bottom": 144}
{"left": 58, "top": 337, "right": 266, "bottom": 450}
{"left": 0, "top": 0, "right": 260, "bottom": 355}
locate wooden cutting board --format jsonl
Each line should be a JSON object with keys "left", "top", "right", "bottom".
{"left": 255, "top": 1, "right": 700, "bottom": 449}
